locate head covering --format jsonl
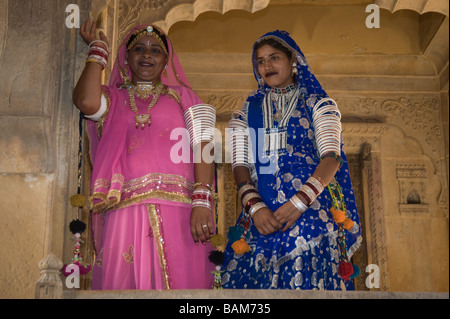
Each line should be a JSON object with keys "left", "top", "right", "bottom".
{"left": 251, "top": 30, "right": 327, "bottom": 97}
{"left": 109, "top": 24, "right": 191, "bottom": 89}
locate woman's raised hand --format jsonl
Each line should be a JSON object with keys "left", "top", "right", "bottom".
{"left": 80, "top": 19, "right": 109, "bottom": 49}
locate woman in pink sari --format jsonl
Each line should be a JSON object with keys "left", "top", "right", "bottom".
{"left": 73, "top": 21, "right": 216, "bottom": 290}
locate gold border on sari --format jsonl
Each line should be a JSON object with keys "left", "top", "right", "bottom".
{"left": 147, "top": 204, "right": 171, "bottom": 290}
{"left": 90, "top": 172, "right": 193, "bottom": 214}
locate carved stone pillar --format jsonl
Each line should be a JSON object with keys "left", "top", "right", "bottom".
{"left": 35, "top": 254, "right": 64, "bottom": 299}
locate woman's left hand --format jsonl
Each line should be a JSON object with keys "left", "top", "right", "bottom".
{"left": 190, "top": 206, "right": 214, "bottom": 245}
{"left": 273, "top": 201, "right": 303, "bottom": 232}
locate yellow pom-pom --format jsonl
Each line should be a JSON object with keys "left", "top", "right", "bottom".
{"left": 70, "top": 194, "right": 87, "bottom": 208}
{"left": 210, "top": 234, "right": 225, "bottom": 248}
{"left": 231, "top": 238, "right": 251, "bottom": 255}
{"left": 330, "top": 207, "right": 346, "bottom": 224}
{"left": 343, "top": 218, "right": 354, "bottom": 230}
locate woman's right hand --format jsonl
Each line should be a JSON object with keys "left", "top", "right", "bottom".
{"left": 251, "top": 207, "right": 283, "bottom": 236}
{"left": 80, "top": 19, "right": 109, "bottom": 49}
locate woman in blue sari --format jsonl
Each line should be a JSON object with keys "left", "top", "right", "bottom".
{"left": 221, "top": 30, "right": 362, "bottom": 290}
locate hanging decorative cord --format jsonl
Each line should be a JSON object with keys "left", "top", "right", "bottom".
{"left": 208, "top": 163, "right": 227, "bottom": 289}
{"left": 328, "top": 180, "right": 359, "bottom": 281}
{"left": 62, "top": 112, "right": 92, "bottom": 277}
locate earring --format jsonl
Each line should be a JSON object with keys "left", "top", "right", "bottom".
{"left": 292, "top": 62, "right": 298, "bottom": 76}
{"left": 163, "top": 64, "right": 168, "bottom": 77}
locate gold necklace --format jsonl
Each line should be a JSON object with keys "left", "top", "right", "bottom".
{"left": 127, "top": 81, "right": 164, "bottom": 129}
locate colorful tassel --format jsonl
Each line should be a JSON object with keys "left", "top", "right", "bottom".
{"left": 62, "top": 219, "right": 91, "bottom": 277}
{"left": 211, "top": 266, "right": 224, "bottom": 289}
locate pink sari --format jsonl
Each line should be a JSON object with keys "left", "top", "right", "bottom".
{"left": 87, "top": 25, "right": 214, "bottom": 290}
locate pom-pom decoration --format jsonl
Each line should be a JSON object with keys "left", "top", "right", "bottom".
{"left": 343, "top": 218, "right": 354, "bottom": 230}
{"left": 210, "top": 234, "right": 225, "bottom": 249}
{"left": 227, "top": 225, "right": 244, "bottom": 245}
{"left": 338, "top": 260, "right": 354, "bottom": 281}
{"left": 330, "top": 207, "right": 346, "bottom": 224}
{"left": 209, "top": 250, "right": 225, "bottom": 266}
{"left": 69, "top": 219, "right": 86, "bottom": 235}
{"left": 231, "top": 238, "right": 251, "bottom": 255}
{"left": 349, "top": 264, "right": 361, "bottom": 279}
{"left": 70, "top": 194, "right": 87, "bottom": 208}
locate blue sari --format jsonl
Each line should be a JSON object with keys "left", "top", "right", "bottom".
{"left": 221, "top": 31, "right": 362, "bottom": 290}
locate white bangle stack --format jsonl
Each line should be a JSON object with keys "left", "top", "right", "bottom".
{"left": 249, "top": 202, "right": 267, "bottom": 216}
{"left": 184, "top": 104, "right": 216, "bottom": 148}
{"left": 228, "top": 111, "right": 250, "bottom": 170}
{"left": 290, "top": 194, "right": 308, "bottom": 213}
{"left": 312, "top": 98, "right": 342, "bottom": 158}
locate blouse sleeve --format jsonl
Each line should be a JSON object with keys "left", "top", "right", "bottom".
{"left": 178, "top": 85, "right": 203, "bottom": 111}
{"left": 84, "top": 86, "right": 110, "bottom": 121}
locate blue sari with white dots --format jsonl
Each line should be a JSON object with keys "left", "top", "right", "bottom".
{"left": 221, "top": 30, "right": 362, "bottom": 290}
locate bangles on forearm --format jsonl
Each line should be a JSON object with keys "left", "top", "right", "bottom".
{"left": 184, "top": 104, "right": 216, "bottom": 148}
{"left": 86, "top": 40, "right": 109, "bottom": 70}
{"left": 228, "top": 111, "right": 251, "bottom": 171}
{"left": 290, "top": 176, "right": 326, "bottom": 212}
{"left": 237, "top": 181, "right": 267, "bottom": 217}
{"left": 192, "top": 186, "right": 213, "bottom": 210}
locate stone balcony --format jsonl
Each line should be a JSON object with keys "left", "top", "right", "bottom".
{"left": 62, "top": 289, "right": 448, "bottom": 299}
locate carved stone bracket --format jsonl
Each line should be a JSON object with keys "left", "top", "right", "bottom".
{"left": 375, "top": 0, "right": 449, "bottom": 16}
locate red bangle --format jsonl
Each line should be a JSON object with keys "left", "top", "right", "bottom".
{"left": 245, "top": 197, "right": 263, "bottom": 213}
{"left": 298, "top": 190, "right": 312, "bottom": 206}
{"left": 192, "top": 193, "right": 210, "bottom": 201}
{"left": 305, "top": 181, "right": 320, "bottom": 196}
{"left": 241, "top": 189, "right": 258, "bottom": 201}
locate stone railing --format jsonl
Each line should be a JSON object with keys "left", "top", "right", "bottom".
{"left": 35, "top": 254, "right": 448, "bottom": 300}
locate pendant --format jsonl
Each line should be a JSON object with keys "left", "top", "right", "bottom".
{"left": 273, "top": 112, "right": 283, "bottom": 122}
{"left": 135, "top": 114, "right": 151, "bottom": 129}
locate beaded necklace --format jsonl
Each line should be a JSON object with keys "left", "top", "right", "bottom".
{"left": 127, "top": 81, "right": 164, "bottom": 129}
{"left": 262, "top": 82, "right": 300, "bottom": 156}
{"left": 269, "top": 82, "right": 298, "bottom": 123}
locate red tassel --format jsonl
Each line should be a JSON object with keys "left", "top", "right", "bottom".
{"left": 62, "top": 261, "right": 92, "bottom": 276}
{"left": 338, "top": 261, "right": 354, "bottom": 281}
